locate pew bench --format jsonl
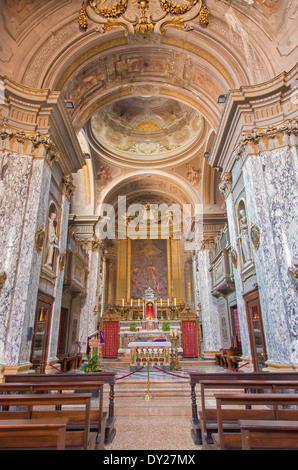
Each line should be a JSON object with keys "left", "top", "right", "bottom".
{"left": 4, "top": 371, "right": 117, "bottom": 444}
{"left": 212, "top": 393, "right": 298, "bottom": 450}
{"left": 189, "top": 371, "right": 298, "bottom": 445}
{"left": 0, "top": 380, "right": 107, "bottom": 449}
{"left": 199, "top": 379, "right": 298, "bottom": 448}
{"left": 57, "top": 354, "right": 82, "bottom": 372}
{"left": 239, "top": 419, "right": 298, "bottom": 450}
{"left": 0, "top": 418, "right": 69, "bottom": 450}
{"left": 0, "top": 393, "right": 96, "bottom": 450}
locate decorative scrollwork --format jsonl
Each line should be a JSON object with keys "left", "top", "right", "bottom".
{"left": 78, "top": 0, "right": 209, "bottom": 35}
{"left": 91, "top": 0, "right": 128, "bottom": 18}
{"left": 160, "top": 0, "right": 192, "bottom": 15}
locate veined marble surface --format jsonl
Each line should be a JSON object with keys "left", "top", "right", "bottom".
{"left": 0, "top": 153, "right": 52, "bottom": 365}
{"left": 225, "top": 191, "right": 251, "bottom": 359}
{"left": 243, "top": 146, "right": 298, "bottom": 364}
{"left": 196, "top": 249, "right": 221, "bottom": 352}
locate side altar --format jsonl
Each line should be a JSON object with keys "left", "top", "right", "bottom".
{"left": 99, "top": 288, "right": 200, "bottom": 366}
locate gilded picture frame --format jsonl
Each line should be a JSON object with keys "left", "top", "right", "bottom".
{"left": 250, "top": 224, "right": 260, "bottom": 250}
{"left": 230, "top": 248, "right": 238, "bottom": 268}
{"left": 35, "top": 226, "right": 45, "bottom": 253}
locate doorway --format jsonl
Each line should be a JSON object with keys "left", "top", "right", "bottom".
{"left": 30, "top": 294, "right": 53, "bottom": 373}
{"left": 244, "top": 290, "right": 267, "bottom": 371}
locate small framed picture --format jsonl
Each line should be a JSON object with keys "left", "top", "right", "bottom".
{"left": 230, "top": 248, "right": 238, "bottom": 268}
{"left": 250, "top": 224, "right": 260, "bottom": 250}
{"left": 35, "top": 226, "right": 45, "bottom": 253}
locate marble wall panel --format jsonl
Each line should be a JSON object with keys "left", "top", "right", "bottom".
{"left": 243, "top": 146, "right": 298, "bottom": 364}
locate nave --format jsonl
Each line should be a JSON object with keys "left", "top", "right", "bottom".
{"left": 102, "top": 361, "right": 216, "bottom": 451}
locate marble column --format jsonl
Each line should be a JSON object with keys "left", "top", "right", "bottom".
{"left": 242, "top": 145, "right": 298, "bottom": 365}
{"left": 0, "top": 143, "right": 55, "bottom": 371}
{"left": 196, "top": 247, "right": 222, "bottom": 355}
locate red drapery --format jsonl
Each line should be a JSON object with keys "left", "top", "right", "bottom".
{"left": 146, "top": 302, "right": 154, "bottom": 320}
{"left": 102, "top": 321, "right": 119, "bottom": 358}
{"left": 182, "top": 320, "right": 198, "bottom": 357}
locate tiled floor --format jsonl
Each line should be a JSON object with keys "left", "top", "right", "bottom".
{"left": 102, "top": 362, "right": 222, "bottom": 451}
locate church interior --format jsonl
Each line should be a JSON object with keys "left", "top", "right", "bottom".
{"left": 0, "top": 0, "right": 298, "bottom": 452}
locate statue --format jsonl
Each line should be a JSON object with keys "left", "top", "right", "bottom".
{"left": 239, "top": 209, "right": 252, "bottom": 265}
{"left": 45, "top": 211, "right": 59, "bottom": 268}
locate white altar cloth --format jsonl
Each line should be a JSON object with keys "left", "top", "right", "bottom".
{"left": 128, "top": 341, "right": 171, "bottom": 348}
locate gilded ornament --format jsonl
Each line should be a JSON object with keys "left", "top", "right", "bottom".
{"left": 59, "top": 251, "right": 66, "bottom": 271}
{"left": 0, "top": 271, "right": 7, "bottom": 292}
{"left": 78, "top": 0, "right": 209, "bottom": 35}
{"left": 230, "top": 248, "right": 238, "bottom": 268}
{"left": 288, "top": 264, "right": 298, "bottom": 291}
{"left": 250, "top": 224, "right": 260, "bottom": 250}
{"left": 35, "top": 226, "right": 45, "bottom": 254}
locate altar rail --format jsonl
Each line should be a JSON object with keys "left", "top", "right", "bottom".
{"left": 128, "top": 341, "right": 171, "bottom": 369}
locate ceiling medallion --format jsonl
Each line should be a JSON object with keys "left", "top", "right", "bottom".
{"left": 78, "top": 0, "right": 209, "bottom": 36}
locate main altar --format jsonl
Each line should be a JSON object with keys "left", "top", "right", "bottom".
{"left": 99, "top": 287, "right": 200, "bottom": 369}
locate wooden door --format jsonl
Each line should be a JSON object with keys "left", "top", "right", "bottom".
{"left": 245, "top": 291, "right": 267, "bottom": 371}
{"left": 30, "top": 296, "right": 53, "bottom": 373}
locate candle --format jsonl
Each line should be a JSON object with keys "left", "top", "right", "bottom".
{"left": 160, "top": 298, "right": 162, "bottom": 305}
{"left": 174, "top": 298, "right": 176, "bottom": 306}
{"left": 122, "top": 299, "right": 124, "bottom": 306}
{"left": 167, "top": 298, "right": 169, "bottom": 306}
{"left": 131, "top": 299, "right": 133, "bottom": 306}
{"left": 138, "top": 299, "right": 140, "bottom": 306}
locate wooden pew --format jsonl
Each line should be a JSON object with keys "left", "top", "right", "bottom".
{"left": 0, "top": 381, "right": 107, "bottom": 449}
{"left": 5, "top": 371, "right": 116, "bottom": 444}
{"left": 57, "top": 354, "right": 82, "bottom": 372}
{"left": 239, "top": 420, "right": 298, "bottom": 450}
{"left": 212, "top": 393, "right": 298, "bottom": 450}
{"left": 199, "top": 379, "right": 298, "bottom": 448}
{"left": 0, "top": 419, "right": 69, "bottom": 450}
{"left": 189, "top": 371, "right": 298, "bottom": 445}
{"left": 0, "top": 393, "right": 96, "bottom": 450}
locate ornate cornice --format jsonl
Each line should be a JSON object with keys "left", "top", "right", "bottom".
{"left": 234, "top": 118, "right": 298, "bottom": 159}
{"left": 0, "top": 119, "right": 59, "bottom": 166}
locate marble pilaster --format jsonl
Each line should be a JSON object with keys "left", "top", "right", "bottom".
{"left": 0, "top": 151, "right": 52, "bottom": 367}
{"left": 224, "top": 190, "right": 251, "bottom": 359}
{"left": 196, "top": 248, "right": 221, "bottom": 353}
{"left": 78, "top": 247, "right": 102, "bottom": 354}
{"left": 242, "top": 146, "right": 298, "bottom": 364}
{"left": 47, "top": 192, "right": 71, "bottom": 363}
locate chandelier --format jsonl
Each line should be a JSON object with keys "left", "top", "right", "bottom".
{"left": 78, "top": 0, "right": 209, "bottom": 36}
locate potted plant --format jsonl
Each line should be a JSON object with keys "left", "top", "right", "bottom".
{"left": 81, "top": 353, "right": 102, "bottom": 373}
{"left": 162, "top": 321, "right": 170, "bottom": 331}
{"left": 130, "top": 322, "right": 137, "bottom": 332}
